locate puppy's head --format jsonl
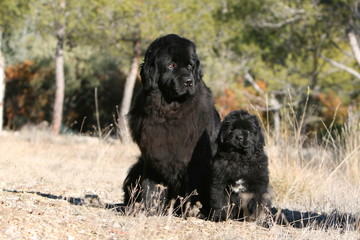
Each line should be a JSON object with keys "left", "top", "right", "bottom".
{"left": 218, "top": 110, "right": 265, "bottom": 152}
{"left": 140, "top": 34, "right": 202, "bottom": 102}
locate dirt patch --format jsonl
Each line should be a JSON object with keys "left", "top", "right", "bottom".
{"left": 0, "top": 131, "right": 359, "bottom": 239}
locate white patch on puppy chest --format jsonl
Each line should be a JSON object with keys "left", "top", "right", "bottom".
{"left": 231, "top": 179, "right": 246, "bottom": 193}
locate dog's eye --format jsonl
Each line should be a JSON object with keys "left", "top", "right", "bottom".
{"left": 168, "top": 62, "right": 176, "bottom": 69}
{"left": 187, "top": 64, "right": 192, "bottom": 70}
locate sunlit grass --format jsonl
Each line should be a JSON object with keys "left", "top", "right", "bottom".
{"left": 0, "top": 107, "right": 359, "bottom": 239}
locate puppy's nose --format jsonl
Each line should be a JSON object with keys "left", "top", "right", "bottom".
{"left": 184, "top": 78, "right": 193, "bottom": 87}
{"left": 235, "top": 135, "right": 244, "bottom": 142}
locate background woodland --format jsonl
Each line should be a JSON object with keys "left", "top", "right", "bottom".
{"left": 1, "top": 0, "right": 360, "bottom": 138}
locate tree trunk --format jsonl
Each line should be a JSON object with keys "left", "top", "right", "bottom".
{"left": 269, "top": 93, "right": 281, "bottom": 142}
{"left": 52, "top": 26, "right": 65, "bottom": 135}
{"left": 0, "top": 31, "right": 4, "bottom": 132}
{"left": 117, "top": 38, "right": 141, "bottom": 142}
{"left": 348, "top": 29, "right": 360, "bottom": 67}
{"left": 244, "top": 72, "right": 282, "bottom": 140}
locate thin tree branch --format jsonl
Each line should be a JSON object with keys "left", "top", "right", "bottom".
{"left": 243, "top": 72, "right": 283, "bottom": 111}
{"left": 330, "top": 40, "right": 354, "bottom": 59}
{"left": 244, "top": 72, "right": 265, "bottom": 95}
{"left": 254, "top": 16, "right": 302, "bottom": 28}
{"left": 320, "top": 54, "right": 360, "bottom": 80}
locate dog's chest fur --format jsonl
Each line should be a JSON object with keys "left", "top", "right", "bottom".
{"left": 142, "top": 114, "right": 200, "bottom": 157}
{"left": 218, "top": 151, "right": 261, "bottom": 175}
{"left": 138, "top": 95, "right": 210, "bottom": 169}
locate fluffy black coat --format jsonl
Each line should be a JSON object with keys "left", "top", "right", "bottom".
{"left": 123, "top": 34, "right": 220, "bottom": 215}
{"left": 210, "top": 110, "right": 271, "bottom": 222}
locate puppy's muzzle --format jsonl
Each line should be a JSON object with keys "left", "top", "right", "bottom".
{"left": 235, "top": 134, "right": 244, "bottom": 143}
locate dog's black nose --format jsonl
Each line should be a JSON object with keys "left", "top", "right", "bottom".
{"left": 184, "top": 78, "right": 193, "bottom": 87}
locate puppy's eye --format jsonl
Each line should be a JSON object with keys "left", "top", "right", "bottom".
{"left": 168, "top": 62, "right": 175, "bottom": 69}
{"left": 187, "top": 64, "right": 192, "bottom": 70}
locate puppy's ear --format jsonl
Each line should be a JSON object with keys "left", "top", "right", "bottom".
{"left": 140, "top": 47, "right": 159, "bottom": 91}
{"left": 257, "top": 130, "right": 265, "bottom": 148}
{"left": 217, "top": 123, "right": 229, "bottom": 145}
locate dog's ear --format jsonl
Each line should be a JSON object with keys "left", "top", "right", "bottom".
{"left": 218, "top": 128, "right": 225, "bottom": 144}
{"left": 140, "top": 45, "right": 159, "bottom": 91}
{"left": 194, "top": 58, "right": 203, "bottom": 82}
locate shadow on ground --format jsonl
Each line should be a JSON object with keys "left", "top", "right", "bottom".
{"left": 2, "top": 189, "right": 359, "bottom": 231}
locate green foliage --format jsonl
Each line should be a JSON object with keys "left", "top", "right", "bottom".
{"left": 214, "top": 0, "right": 359, "bottom": 130}
{"left": 5, "top": 60, "right": 54, "bottom": 128}
{"left": 0, "top": 0, "right": 31, "bottom": 30}
{"left": 4, "top": 53, "right": 129, "bottom": 133}
{"left": 2, "top": 0, "right": 359, "bottom": 135}
{"left": 63, "top": 52, "right": 130, "bottom": 133}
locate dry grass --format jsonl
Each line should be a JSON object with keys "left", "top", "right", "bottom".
{"left": 266, "top": 108, "right": 360, "bottom": 215}
{"left": 0, "top": 111, "right": 360, "bottom": 239}
{"left": 0, "top": 128, "right": 139, "bottom": 202}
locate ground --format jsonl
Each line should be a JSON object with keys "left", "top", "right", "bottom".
{"left": 0, "top": 128, "right": 359, "bottom": 239}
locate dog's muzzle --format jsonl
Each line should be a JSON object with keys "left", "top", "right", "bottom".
{"left": 184, "top": 78, "right": 193, "bottom": 87}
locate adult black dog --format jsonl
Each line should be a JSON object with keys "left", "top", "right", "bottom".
{"left": 210, "top": 110, "right": 271, "bottom": 222}
{"left": 123, "top": 34, "right": 220, "bottom": 216}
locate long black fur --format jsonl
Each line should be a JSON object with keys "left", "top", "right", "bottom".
{"left": 123, "top": 34, "right": 220, "bottom": 215}
{"left": 210, "top": 110, "right": 271, "bottom": 222}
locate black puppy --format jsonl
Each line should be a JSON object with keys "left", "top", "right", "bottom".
{"left": 210, "top": 110, "right": 271, "bottom": 222}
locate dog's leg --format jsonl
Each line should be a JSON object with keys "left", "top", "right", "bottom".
{"left": 141, "top": 178, "right": 167, "bottom": 215}
{"left": 240, "top": 192, "right": 256, "bottom": 221}
{"left": 123, "top": 159, "right": 144, "bottom": 205}
{"left": 255, "top": 192, "right": 273, "bottom": 228}
{"left": 210, "top": 184, "right": 231, "bottom": 221}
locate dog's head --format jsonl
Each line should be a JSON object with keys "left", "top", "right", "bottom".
{"left": 140, "top": 34, "right": 202, "bottom": 102}
{"left": 218, "top": 110, "right": 265, "bottom": 152}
